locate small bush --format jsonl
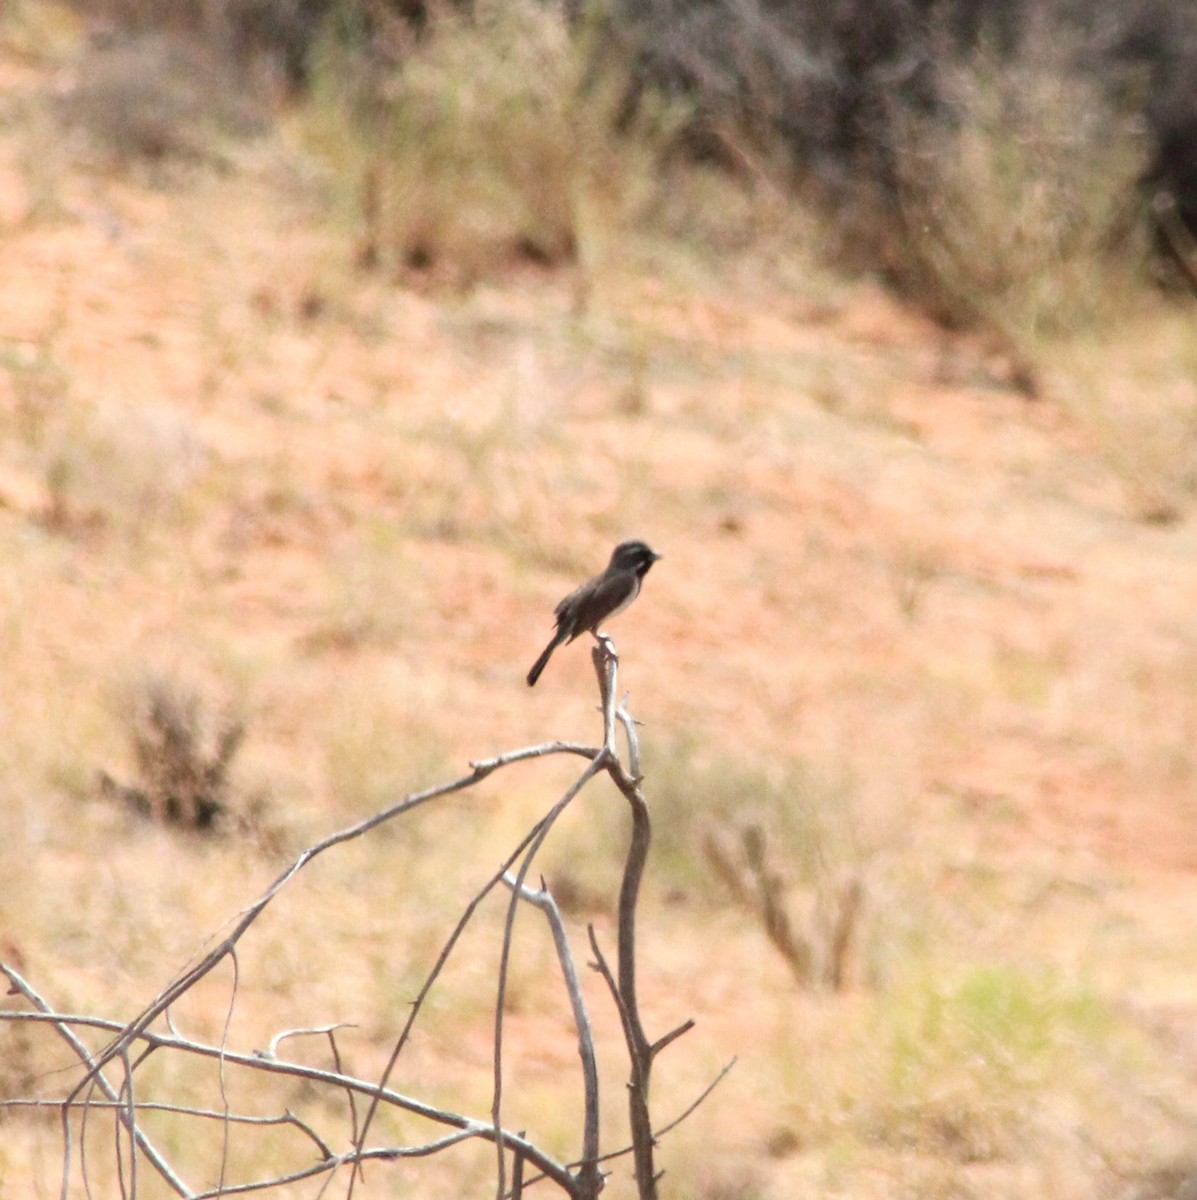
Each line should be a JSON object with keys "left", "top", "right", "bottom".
{"left": 99, "top": 674, "right": 245, "bottom": 833}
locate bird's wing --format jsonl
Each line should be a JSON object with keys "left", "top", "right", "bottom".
{"left": 553, "top": 582, "right": 586, "bottom": 621}
{"left": 563, "top": 572, "right": 634, "bottom": 641}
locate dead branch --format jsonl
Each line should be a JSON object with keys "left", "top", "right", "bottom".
{"left": 503, "top": 874, "right": 603, "bottom": 1198}
{"left": 1, "top": 639, "right": 717, "bottom": 1198}
{"left": 589, "top": 640, "right": 696, "bottom": 1200}
{"left": 491, "top": 756, "right": 607, "bottom": 1200}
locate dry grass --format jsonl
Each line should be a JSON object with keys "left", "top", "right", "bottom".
{"left": 1045, "top": 308, "right": 1197, "bottom": 520}
{"left": 3, "top": 5, "right": 1197, "bottom": 1198}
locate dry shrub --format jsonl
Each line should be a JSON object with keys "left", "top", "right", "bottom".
{"left": 889, "top": 40, "right": 1151, "bottom": 357}
{"left": 99, "top": 674, "right": 245, "bottom": 833}
{"left": 54, "top": 29, "right": 266, "bottom": 166}
{"left": 307, "top": 0, "right": 681, "bottom": 285}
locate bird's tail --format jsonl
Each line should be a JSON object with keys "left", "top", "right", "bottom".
{"left": 526, "top": 635, "right": 562, "bottom": 687}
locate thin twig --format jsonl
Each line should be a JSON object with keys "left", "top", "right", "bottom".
{"left": 1, "top": 1099, "right": 334, "bottom": 1158}
{"left": 614, "top": 700, "right": 643, "bottom": 782}
{"left": 515, "top": 1058, "right": 737, "bottom": 1195}
{"left": 1, "top": 966, "right": 577, "bottom": 1192}
{"left": 503, "top": 874, "right": 601, "bottom": 1197}
{"left": 217, "top": 946, "right": 240, "bottom": 1197}
{"left": 265, "top": 1024, "right": 359, "bottom": 1059}
{"left": 585, "top": 928, "right": 634, "bottom": 1060}
{"left": 348, "top": 792, "right": 593, "bottom": 1198}
{"left": 116, "top": 1045, "right": 135, "bottom": 1200}
{"left": 493, "top": 757, "right": 607, "bottom": 1200}
{"left": 0, "top": 964, "right": 193, "bottom": 1199}
{"left": 649, "top": 1020, "right": 695, "bottom": 1058}
{"left": 325, "top": 1027, "right": 361, "bottom": 1184}
{"left": 188, "top": 1133, "right": 501, "bottom": 1199}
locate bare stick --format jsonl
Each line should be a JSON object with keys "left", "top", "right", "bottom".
{"left": 503, "top": 873, "right": 602, "bottom": 1197}
{"left": 615, "top": 701, "right": 643, "bottom": 782}
{"left": 593, "top": 640, "right": 702, "bottom": 1199}
{"left": 325, "top": 1027, "right": 362, "bottom": 1181}
{"left": 215, "top": 946, "right": 241, "bottom": 1197}
{"left": 591, "top": 643, "right": 659, "bottom": 1199}
{"left": 1, "top": 1098, "right": 334, "bottom": 1158}
{"left": 1, "top": 964, "right": 193, "bottom": 1198}
{"left": 492, "top": 756, "right": 606, "bottom": 1200}
{"left": 348, "top": 780, "right": 600, "bottom": 1198}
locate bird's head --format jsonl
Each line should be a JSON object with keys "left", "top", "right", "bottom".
{"left": 609, "top": 539, "right": 661, "bottom": 576}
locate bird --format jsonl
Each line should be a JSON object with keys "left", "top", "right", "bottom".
{"left": 526, "top": 539, "right": 661, "bottom": 687}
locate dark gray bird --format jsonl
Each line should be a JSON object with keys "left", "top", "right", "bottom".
{"left": 526, "top": 540, "right": 661, "bottom": 686}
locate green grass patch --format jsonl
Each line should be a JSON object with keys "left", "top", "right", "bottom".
{"left": 859, "top": 963, "right": 1117, "bottom": 1160}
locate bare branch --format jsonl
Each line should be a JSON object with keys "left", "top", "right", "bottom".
{"left": 84, "top": 743, "right": 600, "bottom": 1097}
{"left": 470, "top": 743, "right": 600, "bottom": 778}
{"left": 647, "top": 1057, "right": 736, "bottom": 1142}
{"left": 3, "top": 637, "right": 717, "bottom": 1200}
{"left": 2, "top": 1099, "right": 335, "bottom": 1158}
{"left": 265, "top": 1023, "right": 359, "bottom": 1059}
{"left": 593, "top": 636, "right": 620, "bottom": 759}
{"left": 503, "top": 874, "right": 601, "bottom": 1197}
{"left": 649, "top": 1020, "right": 695, "bottom": 1058}
{"left": 118, "top": 1045, "right": 137, "bottom": 1200}
{"left": 493, "top": 756, "right": 607, "bottom": 1200}
{"left": 348, "top": 790, "right": 599, "bottom": 1198}
{"left": 0, "top": 963, "right": 193, "bottom": 1198}
{"left": 1, "top": 967, "right": 577, "bottom": 1193}
{"left": 591, "top": 639, "right": 666, "bottom": 1200}
{"left": 585, "top": 927, "right": 633, "bottom": 1056}
{"left": 325, "top": 1026, "right": 362, "bottom": 1180}
{"left": 614, "top": 698, "right": 643, "bottom": 782}
{"left": 189, "top": 1133, "right": 499, "bottom": 1199}
{"left": 215, "top": 946, "right": 241, "bottom": 1197}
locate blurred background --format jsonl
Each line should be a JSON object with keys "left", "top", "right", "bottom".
{"left": 2, "top": 0, "right": 1197, "bottom": 1195}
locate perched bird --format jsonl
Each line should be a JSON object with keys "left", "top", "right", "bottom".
{"left": 526, "top": 540, "right": 661, "bottom": 687}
